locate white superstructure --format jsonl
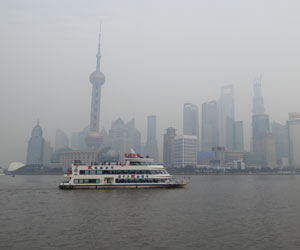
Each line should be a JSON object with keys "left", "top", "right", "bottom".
{"left": 59, "top": 153, "right": 187, "bottom": 189}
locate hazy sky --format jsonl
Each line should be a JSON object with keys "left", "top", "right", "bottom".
{"left": 1, "top": 0, "right": 300, "bottom": 166}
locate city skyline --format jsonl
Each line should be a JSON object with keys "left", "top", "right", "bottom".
{"left": 1, "top": 1, "right": 300, "bottom": 166}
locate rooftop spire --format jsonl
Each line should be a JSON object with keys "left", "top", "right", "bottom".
{"left": 96, "top": 26, "right": 101, "bottom": 72}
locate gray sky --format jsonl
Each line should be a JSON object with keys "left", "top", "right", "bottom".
{"left": 1, "top": 0, "right": 300, "bottom": 167}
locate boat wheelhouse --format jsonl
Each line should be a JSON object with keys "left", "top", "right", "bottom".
{"left": 59, "top": 153, "right": 187, "bottom": 189}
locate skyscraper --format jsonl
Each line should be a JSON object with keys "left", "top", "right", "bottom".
{"left": 108, "top": 118, "right": 142, "bottom": 161}
{"left": 272, "top": 122, "right": 289, "bottom": 164}
{"left": 43, "top": 140, "right": 53, "bottom": 167}
{"left": 126, "top": 119, "right": 142, "bottom": 154}
{"left": 109, "top": 118, "right": 128, "bottom": 161}
{"left": 201, "top": 101, "right": 219, "bottom": 152}
{"left": 253, "top": 132, "right": 277, "bottom": 168}
{"left": 218, "top": 85, "right": 234, "bottom": 149}
{"left": 85, "top": 31, "right": 105, "bottom": 149}
{"left": 287, "top": 113, "right": 300, "bottom": 168}
{"left": 163, "top": 127, "right": 177, "bottom": 167}
{"left": 251, "top": 77, "right": 277, "bottom": 168}
{"left": 252, "top": 114, "right": 270, "bottom": 138}
{"left": 252, "top": 77, "right": 267, "bottom": 153}
{"left": 252, "top": 76, "right": 265, "bottom": 115}
{"left": 234, "top": 120, "right": 244, "bottom": 151}
{"left": 55, "top": 129, "right": 69, "bottom": 151}
{"left": 26, "top": 121, "right": 44, "bottom": 165}
{"left": 145, "top": 115, "right": 159, "bottom": 162}
{"left": 183, "top": 103, "right": 199, "bottom": 150}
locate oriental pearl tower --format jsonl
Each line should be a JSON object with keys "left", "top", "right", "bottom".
{"left": 85, "top": 32, "right": 105, "bottom": 149}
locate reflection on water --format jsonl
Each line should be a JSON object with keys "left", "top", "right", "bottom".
{"left": 1, "top": 175, "right": 300, "bottom": 250}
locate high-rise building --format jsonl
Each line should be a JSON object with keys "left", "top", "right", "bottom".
{"left": 183, "top": 103, "right": 199, "bottom": 150}
{"left": 174, "top": 135, "right": 197, "bottom": 167}
{"left": 218, "top": 85, "right": 234, "bottom": 149}
{"left": 99, "top": 128, "right": 110, "bottom": 149}
{"left": 126, "top": 119, "right": 142, "bottom": 154}
{"left": 201, "top": 101, "right": 219, "bottom": 152}
{"left": 234, "top": 120, "right": 244, "bottom": 151}
{"left": 26, "top": 121, "right": 44, "bottom": 165}
{"left": 287, "top": 113, "right": 300, "bottom": 168}
{"left": 109, "top": 118, "right": 129, "bottom": 161}
{"left": 145, "top": 115, "right": 159, "bottom": 162}
{"left": 252, "top": 114, "right": 270, "bottom": 138}
{"left": 224, "top": 118, "right": 244, "bottom": 151}
{"left": 251, "top": 80, "right": 276, "bottom": 168}
{"left": 71, "top": 126, "right": 90, "bottom": 150}
{"left": 253, "top": 132, "right": 277, "bottom": 168}
{"left": 252, "top": 76, "right": 265, "bottom": 115}
{"left": 55, "top": 129, "right": 69, "bottom": 151}
{"left": 43, "top": 140, "right": 53, "bottom": 167}
{"left": 163, "top": 127, "right": 177, "bottom": 167}
{"left": 85, "top": 31, "right": 106, "bottom": 150}
{"left": 108, "top": 118, "right": 142, "bottom": 161}
{"left": 272, "top": 122, "right": 289, "bottom": 164}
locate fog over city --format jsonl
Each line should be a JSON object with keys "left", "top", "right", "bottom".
{"left": 1, "top": 0, "right": 300, "bottom": 167}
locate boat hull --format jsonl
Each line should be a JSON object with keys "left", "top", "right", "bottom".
{"left": 59, "top": 183, "right": 186, "bottom": 189}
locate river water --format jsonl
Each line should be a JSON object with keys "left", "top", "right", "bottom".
{"left": 1, "top": 175, "right": 300, "bottom": 250}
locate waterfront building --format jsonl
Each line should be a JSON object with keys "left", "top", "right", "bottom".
{"left": 210, "top": 146, "right": 225, "bottom": 167}
{"left": 272, "top": 122, "right": 289, "bottom": 165}
{"left": 183, "top": 103, "right": 199, "bottom": 150}
{"left": 26, "top": 121, "right": 44, "bottom": 165}
{"left": 244, "top": 152, "right": 263, "bottom": 168}
{"left": 60, "top": 150, "right": 98, "bottom": 171}
{"left": 174, "top": 135, "right": 197, "bottom": 168}
{"left": 144, "top": 115, "right": 159, "bottom": 163}
{"left": 55, "top": 129, "right": 69, "bottom": 151}
{"left": 85, "top": 31, "right": 106, "bottom": 150}
{"left": 163, "top": 127, "right": 177, "bottom": 167}
{"left": 218, "top": 85, "right": 234, "bottom": 149}
{"left": 287, "top": 113, "right": 300, "bottom": 168}
{"left": 201, "top": 101, "right": 219, "bottom": 152}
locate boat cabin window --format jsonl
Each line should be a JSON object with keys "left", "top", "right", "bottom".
{"left": 79, "top": 169, "right": 168, "bottom": 175}
{"left": 74, "top": 179, "right": 101, "bottom": 184}
{"left": 115, "top": 178, "right": 166, "bottom": 183}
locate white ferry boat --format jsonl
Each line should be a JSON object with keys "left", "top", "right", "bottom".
{"left": 59, "top": 153, "right": 187, "bottom": 189}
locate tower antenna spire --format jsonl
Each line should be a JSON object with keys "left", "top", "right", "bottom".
{"left": 96, "top": 24, "right": 102, "bottom": 72}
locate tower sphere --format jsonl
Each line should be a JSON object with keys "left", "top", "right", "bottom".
{"left": 85, "top": 131, "right": 103, "bottom": 149}
{"left": 90, "top": 71, "right": 105, "bottom": 85}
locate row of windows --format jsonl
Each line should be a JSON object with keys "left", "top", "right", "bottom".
{"left": 129, "top": 162, "right": 155, "bottom": 165}
{"left": 74, "top": 179, "right": 101, "bottom": 184}
{"left": 63, "top": 153, "right": 96, "bottom": 160}
{"left": 115, "top": 178, "right": 167, "bottom": 183}
{"left": 78, "top": 170, "right": 168, "bottom": 175}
